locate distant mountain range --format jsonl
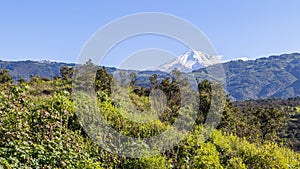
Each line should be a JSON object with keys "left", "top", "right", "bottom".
{"left": 1, "top": 52, "right": 300, "bottom": 100}
{"left": 0, "top": 60, "right": 75, "bottom": 80}
{"left": 194, "top": 53, "right": 300, "bottom": 100}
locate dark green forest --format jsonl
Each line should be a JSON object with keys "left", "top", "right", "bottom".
{"left": 0, "top": 63, "right": 299, "bottom": 168}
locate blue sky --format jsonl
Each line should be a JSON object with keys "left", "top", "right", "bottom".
{"left": 1, "top": 1, "right": 300, "bottom": 67}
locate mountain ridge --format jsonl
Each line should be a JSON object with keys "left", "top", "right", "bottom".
{"left": 193, "top": 52, "right": 300, "bottom": 100}
{"left": 1, "top": 52, "right": 300, "bottom": 100}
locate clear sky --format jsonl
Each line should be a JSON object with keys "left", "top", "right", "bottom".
{"left": 1, "top": 0, "right": 300, "bottom": 66}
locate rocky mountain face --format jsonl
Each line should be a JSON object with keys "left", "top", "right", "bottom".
{"left": 156, "top": 50, "right": 222, "bottom": 72}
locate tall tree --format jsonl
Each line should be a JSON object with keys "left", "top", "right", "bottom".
{"left": 95, "top": 66, "right": 113, "bottom": 95}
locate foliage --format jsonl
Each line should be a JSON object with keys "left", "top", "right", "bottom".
{"left": 60, "top": 66, "right": 74, "bottom": 80}
{"left": 0, "top": 68, "right": 13, "bottom": 84}
{"left": 0, "top": 64, "right": 299, "bottom": 168}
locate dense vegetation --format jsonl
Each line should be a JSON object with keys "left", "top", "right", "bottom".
{"left": 235, "top": 98, "right": 300, "bottom": 152}
{"left": 0, "top": 65, "right": 299, "bottom": 168}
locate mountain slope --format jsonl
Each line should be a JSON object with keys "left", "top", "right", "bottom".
{"left": 194, "top": 53, "right": 300, "bottom": 100}
{"left": 0, "top": 60, "right": 75, "bottom": 81}
{"left": 156, "top": 50, "right": 222, "bottom": 72}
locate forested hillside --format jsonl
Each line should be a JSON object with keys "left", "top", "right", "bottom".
{"left": 194, "top": 53, "right": 300, "bottom": 100}
{"left": 234, "top": 97, "right": 300, "bottom": 152}
{"left": 0, "top": 64, "right": 299, "bottom": 168}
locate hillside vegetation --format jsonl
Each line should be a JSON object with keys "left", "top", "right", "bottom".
{"left": 0, "top": 64, "right": 299, "bottom": 168}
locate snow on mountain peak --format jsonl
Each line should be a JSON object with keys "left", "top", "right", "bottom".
{"left": 156, "top": 50, "right": 222, "bottom": 72}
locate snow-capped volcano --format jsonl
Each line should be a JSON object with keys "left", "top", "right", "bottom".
{"left": 156, "top": 50, "right": 222, "bottom": 72}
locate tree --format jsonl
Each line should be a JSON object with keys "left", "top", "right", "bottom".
{"left": 0, "top": 68, "right": 13, "bottom": 84}
{"left": 129, "top": 72, "right": 137, "bottom": 87}
{"left": 149, "top": 74, "right": 158, "bottom": 89}
{"left": 252, "top": 107, "right": 286, "bottom": 142}
{"left": 95, "top": 66, "right": 113, "bottom": 95}
{"left": 73, "top": 59, "right": 98, "bottom": 92}
{"left": 60, "top": 66, "right": 74, "bottom": 80}
{"left": 196, "top": 80, "right": 212, "bottom": 124}
{"left": 157, "top": 76, "right": 181, "bottom": 123}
